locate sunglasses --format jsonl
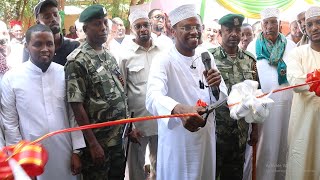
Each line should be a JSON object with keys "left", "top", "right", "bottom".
{"left": 133, "top": 23, "right": 151, "bottom": 30}
{"left": 179, "top": 25, "right": 202, "bottom": 32}
{"left": 152, "top": 15, "right": 165, "bottom": 21}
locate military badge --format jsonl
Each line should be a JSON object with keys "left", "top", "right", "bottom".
{"left": 234, "top": 18, "right": 239, "bottom": 26}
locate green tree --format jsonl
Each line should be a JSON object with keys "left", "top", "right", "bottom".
{"left": 0, "top": 0, "right": 150, "bottom": 28}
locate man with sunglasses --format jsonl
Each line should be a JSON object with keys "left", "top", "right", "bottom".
{"left": 149, "top": 9, "right": 166, "bottom": 36}
{"left": 119, "top": 10, "right": 167, "bottom": 180}
{"left": 149, "top": 9, "right": 173, "bottom": 46}
{"left": 209, "top": 14, "right": 258, "bottom": 180}
{"left": 146, "top": 4, "right": 227, "bottom": 180}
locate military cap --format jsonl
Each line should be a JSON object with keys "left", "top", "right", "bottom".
{"left": 79, "top": 4, "right": 107, "bottom": 23}
{"left": 218, "top": 14, "right": 245, "bottom": 27}
{"left": 34, "top": 0, "right": 58, "bottom": 18}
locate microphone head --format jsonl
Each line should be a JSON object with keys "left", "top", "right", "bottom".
{"left": 201, "top": 52, "right": 212, "bottom": 70}
{"left": 201, "top": 52, "right": 211, "bottom": 63}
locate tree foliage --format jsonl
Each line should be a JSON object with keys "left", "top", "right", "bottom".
{"left": 0, "top": 0, "right": 150, "bottom": 28}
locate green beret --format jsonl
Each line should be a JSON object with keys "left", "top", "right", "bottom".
{"left": 79, "top": 4, "right": 107, "bottom": 23}
{"left": 218, "top": 14, "right": 245, "bottom": 27}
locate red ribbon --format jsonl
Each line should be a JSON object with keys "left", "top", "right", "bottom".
{"left": 228, "top": 79, "right": 320, "bottom": 107}
{"left": 307, "top": 69, "right": 320, "bottom": 96}
{"left": 0, "top": 113, "right": 197, "bottom": 179}
{"left": 196, "top": 99, "right": 208, "bottom": 107}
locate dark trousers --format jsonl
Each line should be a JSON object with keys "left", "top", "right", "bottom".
{"left": 81, "top": 143, "right": 125, "bottom": 180}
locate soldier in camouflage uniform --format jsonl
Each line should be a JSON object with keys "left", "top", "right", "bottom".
{"left": 65, "top": 5, "right": 128, "bottom": 180}
{"left": 208, "top": 14, "right": 258, "bottom": 180}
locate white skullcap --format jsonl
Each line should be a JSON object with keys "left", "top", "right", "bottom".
{"left": 305, "top": 6, "right": 320, "bottom": 20}
{"left": 288, "top": 16, "right": 297, "bottom": 25}
{"left": 128, "top": 10, "right": 149, "bottom": 24}
{"left": 260, "top": 8, "right": 280, "bottom": 20}
{"left": 169, "top": 4, "right": 197, "bottom": 26}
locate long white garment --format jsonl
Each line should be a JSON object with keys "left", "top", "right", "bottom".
{"left": 1, "top": 61, "right": 85, "bottom": 180}
{"left": 286, "top": 45, "right": 320, "bottom": 180}
{"left": 146, "top": 46, "right": 228, "bottom": 180}
{"left": 246, "top": 38, "right": 295, "bottom": 180}
{"left": 0, "top": 115, "right": 4, "bottom": 148}
{"left": 109, "top": 35, "right": 134, "bottom": 64}
{"left": 0, "top": 73, "right": 5, "bottom": 148}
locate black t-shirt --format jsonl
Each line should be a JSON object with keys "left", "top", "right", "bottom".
{"left": 23, "top": 34, "right": 80, "bottom": 66}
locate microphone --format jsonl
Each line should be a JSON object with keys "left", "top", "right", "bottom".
{"left": 201, "top": 52, "right": 220, "bottom": 100}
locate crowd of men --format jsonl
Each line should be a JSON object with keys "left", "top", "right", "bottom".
{"left": 0, "top": 1, "right": 319, "bottom": 180}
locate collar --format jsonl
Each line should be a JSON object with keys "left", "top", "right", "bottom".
{"left": 218, "top": 46, "right": 244, "bottom": 59}
{"left": 55, "top": 33, "right": 65, "bottom": 51}
{"left": 128, "top": 38, "right": 157, "bottom": 52}
{"left": 26, "top": 60, "right": 53, "bottom": 74}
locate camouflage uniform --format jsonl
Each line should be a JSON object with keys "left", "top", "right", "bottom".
{"left": 65, "top": 42, "right": 128, "bottom": 180}
{"left": 209, "top": 46, "right": 257, "bottom": 180}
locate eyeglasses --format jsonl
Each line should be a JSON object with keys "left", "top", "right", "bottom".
{"left": 179, "top": 25, "right": 202, "bottom": 32}
{"left": 152, "top": 15, "right": 165, "bottom": 21}
{"left": 133, "top": 23, "right": 150, "bottom": 30}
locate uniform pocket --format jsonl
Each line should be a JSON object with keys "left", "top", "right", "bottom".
{"left": 242, "top": 71, "right": 254, "bottom": 80}
{"left": 128, "top": 66, "right": 146, "bottom": 86}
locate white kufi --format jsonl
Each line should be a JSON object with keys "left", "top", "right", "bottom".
{"left": 305, "top": 6, "right": 320, "bottom": 20}
{"left": 169, "top": 4, "right": 197, "bottom": 26}
{"left": 128, "top": 10, "right": 149, "bottom": 24}
{"left": 260, "top": 8, "right": 280, "bottom": 20}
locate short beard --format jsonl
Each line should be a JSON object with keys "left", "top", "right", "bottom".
{"left": 153, "top": 25, "right": 164, "bottom": 33}
{"left": 139, "top": 35, "right": 150, "bottom": 42}
{"left": 51, "top": 27, "right": 60, "bottom": 34}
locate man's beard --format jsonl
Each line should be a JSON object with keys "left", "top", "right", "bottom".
{"left": 153, "top": 25, "right": 164, "bottom": 33}
{"left": 51, "top": 26, "right": 61, "bottom": 34}
{"left": 139, "top": 35, "right": 150, "bottom": 42}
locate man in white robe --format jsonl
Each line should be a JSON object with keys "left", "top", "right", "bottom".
{"left": 146, "top": 4, "right": 227, "bottom": 180}
{"left": 0, "top": 20, "right": 9, "bottom": 148}
{"left": 286, "top": 6, "right": 320, "bottom": 180}
{"left": 1, "top": 24, "right": 85, "bottom": 180}
{"left": 246, "top": 8, "right": 296, "bottom": 180}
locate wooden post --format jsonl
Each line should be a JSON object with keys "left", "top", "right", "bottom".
{"left": 59, "top": 0, "right": 65, "bottom": 11}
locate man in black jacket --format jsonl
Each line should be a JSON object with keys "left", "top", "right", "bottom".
{"left": 23, "top": 0, "right": 79, "bottom": 65}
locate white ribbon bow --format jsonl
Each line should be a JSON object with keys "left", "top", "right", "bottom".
{"left": 227, "top": 80, "right": 274, "bottom": 123}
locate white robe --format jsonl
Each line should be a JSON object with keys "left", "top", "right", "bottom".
{"left": 286, "top": 45, "right": 320, "bottom": 180}
{"left": 1, "top": 61, "right": 85, "bottom": 180}
{"left": 246, "top": 38, "right": 295, "bottom": 180}
{"left": 146, "top": 46, "right": 228, "bottom": 180}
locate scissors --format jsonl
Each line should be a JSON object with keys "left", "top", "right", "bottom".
{"left": 202, "top": 97, "right": 228, "bottom": 120}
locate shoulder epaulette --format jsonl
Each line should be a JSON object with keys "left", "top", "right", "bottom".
{"left": 67, "top": 48, "right": 82, "bottom": 61}
{"left": 243, "top": 50, "right": 256, "bottom": 61}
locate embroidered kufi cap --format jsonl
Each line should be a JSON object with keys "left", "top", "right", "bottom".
{"left": 128, "top": 10, "right": 149, "bottom": 24}
{"left": 260, "top": 8, "right": 280, "bottom": 20}
{"left": 169, "top": 4, "right": 197, "bottom": 26}
{"left": 305, "top": 6, "right": 320, "bottom": 20}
